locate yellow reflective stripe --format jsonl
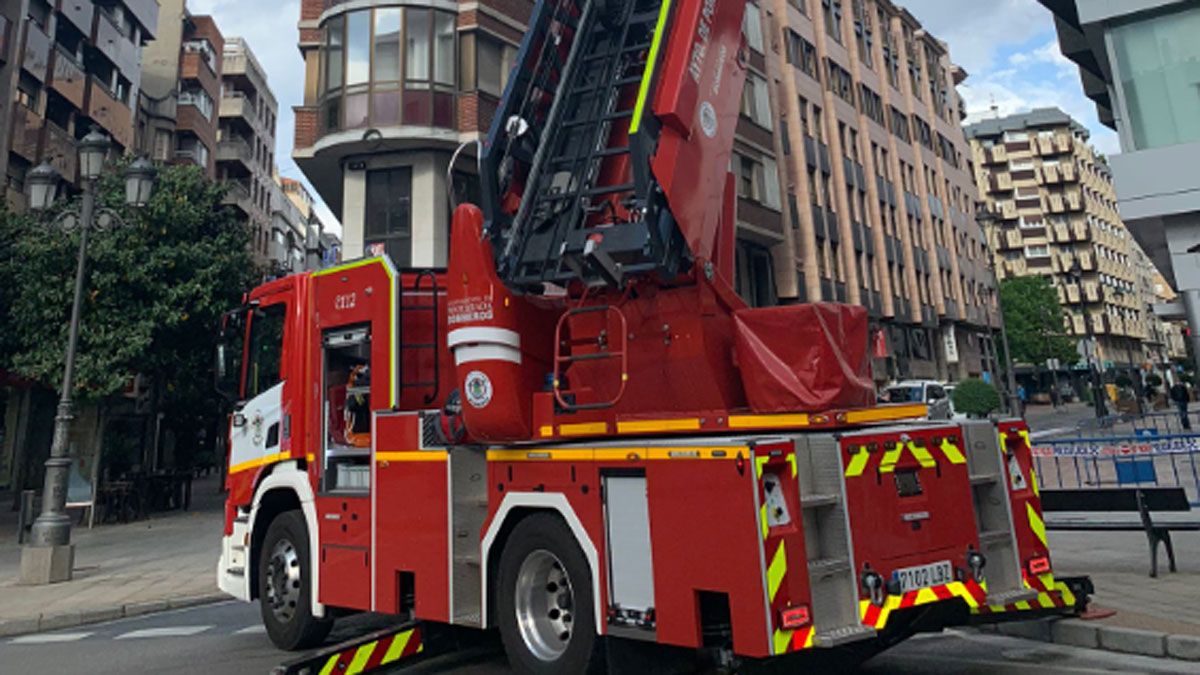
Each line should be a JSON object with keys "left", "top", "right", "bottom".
{"left": 878, "top": 446, "right": 904, "bottom": 473}
{"left": 229, "top": 451, "right": 290, "bottom": 475}
{"left": 760, "top": 504, "right": 769, "bottom": 540}
{"left": 844, "top": 447, "right": 870, "bottom": 477}
{"left": 755, "top": 455, "right": 770, "bottom": 479}
{"left": 345, "top": 642, "right": 378, "bottom": 675}
{"left": 1027, "top": 502, "right": 1048, "bottom": 548}
{"left": 381, "top": 629, "right": 413, "bottom": 664}
{"left": 616, "top": 418, "right": 701, "bottom": 434}
{"left": 787, "top": 453, "right": 798, "bottom": 478}
{"left": 318, "top": 654, "right": 340, "bottom": 675}
{"left": 728, "top": 413, "right": 810, "bottom": 429}
{"left": 908, "top": 442, "right": 937, "bottom": 469}
{"left": 1031, "top": 467, "right": 1040, "bottom": 497}
{"left": 1055, "top": 581, "right": 1076, "bottom": 607}
{"left": 629, "top": 0, "right": 673, "bottom": 135}
{"left": 801, "top": 628, "right": 814, "bottom": 649}
{"left": 486, "top": 447, "right": 746, "bottom": 462}
{"left": 1014, "top": 600, "right": 1032, "bottom": 611}
{"left": 998, "top": 432, "right": 1009, "bottom": 455}
{"left": 767, "top": 541, "right": 787, "bottom": 602}
{"left": 843, "top": 403, "right": 927, "bottom": 423}
{"left": 940, "top": 439, "right": 967, "bottom": 464}
{"left": 1019, "top": 429, "right": 1032, "bottom": 450}
{"left": 773, "top": 628, "right": 794, "bottom": 655}
{"left": 559, "top": 422, "right": 608, "bottom": 436}
{"left": 376, "top": 451, "right": 448, "bottom": 462}
{"left": 538, "top": 425, "right": 554, "bottom": 437}
{"left": 914, "top": 587, "right": 938, "bottom": 604}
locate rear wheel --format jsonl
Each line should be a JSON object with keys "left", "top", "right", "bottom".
{"left": 259, "top": 510, "right": 333, "bottom": 650}
{"left": 497, "top": 513, "right": 602, "bottom": 674}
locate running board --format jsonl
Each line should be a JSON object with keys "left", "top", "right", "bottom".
{"left": 273, "top": 622, "right": 424, "bottom": 675}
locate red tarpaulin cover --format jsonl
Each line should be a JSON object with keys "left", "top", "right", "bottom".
{"left": 733, "top": 303, "right": 876, "bottom": 412}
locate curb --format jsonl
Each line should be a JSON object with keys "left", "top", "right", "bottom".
{"left": 0, "top": 592, "right": 229, "bottom": 639}
{"left": 982, "top": 617, "right": 1200, "bottom": 661}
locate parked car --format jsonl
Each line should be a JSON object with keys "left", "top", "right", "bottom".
{"left": 880, "top": 380, "right": 953, "bottom": 420}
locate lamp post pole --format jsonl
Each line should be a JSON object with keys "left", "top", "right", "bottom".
{"left": 1071, "top": 262, "right": 1107, "bottom": 418}
{"left": 19, "top": 133, "right": 156, "bottom": 585}
{"left": 976, "top": 205, "right": 1020, "bottom": 414}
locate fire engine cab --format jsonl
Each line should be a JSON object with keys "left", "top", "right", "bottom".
{"left": 216, "top": 1, "right": 1081, "bottom": 672}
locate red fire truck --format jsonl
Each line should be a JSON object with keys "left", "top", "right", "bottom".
{"left": 217, "top": 1, "right": 1083, "bottom": 672}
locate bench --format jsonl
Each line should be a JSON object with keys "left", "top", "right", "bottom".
{"left": 1042, "top": 487, "right": 1200, "bottom": 578}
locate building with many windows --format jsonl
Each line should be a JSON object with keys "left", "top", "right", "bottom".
{"left": 966, "top": 107, "right": 1155, "bottom": 381}
{"left": 1040, "top": 0, "right": 1200, "bottom": 367}
{"left": 218, "top": 37, "right": 278, "bottom": 264}
{"left": 139, "top": 1, "right": 223, "bottom": 178}
{"left": 1, "top": 0, "right": 158, "bottom": 209}
{"left": 293, "top": 0, "right": 1002, "bottom": 383}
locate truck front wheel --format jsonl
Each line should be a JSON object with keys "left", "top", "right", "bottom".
{"left": 259, "top": 510, "right": 332, "bottom": 650}
{"left": 497, "top": 513, "right": 603, "bottom": 674}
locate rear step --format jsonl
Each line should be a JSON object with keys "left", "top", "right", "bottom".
{"left": 273, "top": 622, "right": 424, "bottom": 675}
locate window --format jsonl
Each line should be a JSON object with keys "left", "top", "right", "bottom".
{"left": 859, "top": 84, "right": 885, "bottom": 126}
{"left": 735, "top": 154, "right": 781, "bottom": 209}
{"left": 743, "top": 3, "right": 764, "bottom": 53}
{"left": 373, "top": 8, "right": 401, "bottom": 81}
{"left": 786, "top": 30, "right": 818, "bottom": 80}
{"left": 246, "top": 303, "right": 287, "bottom": 399}
{"left": 1112, "top": 4, "right": 1200, "bottom": 147}
{"left": 826, "top": 59, "right": 853, "bottom": 104}
{"left": 822, "top": 0, "right": 843, "bottom": 43}
{"left": 325, "top": 15, "right": 344, "bottom": 91}
{"left": 1023, "top": 245, "right": 1050, "bottom": 259}
{"left": 852, "top": 0, "right": 872, "bottom": 68}
{"left": 736, "top": 240, "right": 777, "bottom": 308}
{"left": 322, "top": 325, "right": 373, "bottom": 491}
{"left": 741, "top": 73, "right": 772, "bottom": 129}
{"left": 179, "top": 87, "right": 214, "bottom": 120}
{"left": 889, "top": 106, "right": 910, "bottom": 142}
{"left": 365, "top": 167, "right": 413, "bottom": 266}
{"left": 406, "top": 9, "right": 430, "bottom": 80}
{"left": 434, "top": 11, "right": 455, "bottom": 86}
{"left": 346, "top": 11, "right": 371, "bottom": 85}
{"left": 477, "top": 36, "right": 516, "bottom": 96}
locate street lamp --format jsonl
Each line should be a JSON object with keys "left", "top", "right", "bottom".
{"left": 19, "top": 133, "right": 156, "bottom": 585}
{"left": 975, "top": 205, "right": 1021, "bottom": 415}
{"left": 1068, "top": 260, "right": 1108, "bottom": 419}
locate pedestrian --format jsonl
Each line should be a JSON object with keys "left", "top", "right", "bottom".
{"left": 1170, "top": 380, "right": 1192, "bottom": 430}
{"left": 1017, "top": 383, "right": 1027, "bottom": 417}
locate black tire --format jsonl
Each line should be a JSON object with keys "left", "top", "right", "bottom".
{"left": 259, "top": 510, "right": 333, "bottom": 650}
{"left": 497, "top": 513, "right": 603, "bottom": 675}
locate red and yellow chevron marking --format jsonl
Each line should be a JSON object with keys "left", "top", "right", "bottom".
{"left": 317, "top": 626, "right": 423, "bottom": 675}
{"left": 859, "top": 580, "right": 988, "bottom": 631}
{"left": 844, "top": 439, "right": 962, "bottom": 477}
{"left": 971, "top": 579, "right": 1077, "bottom": 615}
{"left": 755, "top": 450, "right": 816, "bottom": 656}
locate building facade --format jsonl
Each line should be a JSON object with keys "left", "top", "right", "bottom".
{"left": 1, "top": 0, "right": 158, "bottom": 209}
{"left": 139, "top": 1, "right": 223, "bottom": 178}
{"left": 218, "top": 37, "right": 278, "bottom": 264}
{"left": 966, "top": 108, "right": 1151, "bottom": 378}
{"left": 294, "top": 0, "right": 1002, "bottom": 383}
{"left": 1040, "top": 0, "right": 1200, "bottom": 367}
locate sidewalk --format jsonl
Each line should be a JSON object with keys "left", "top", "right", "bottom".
{"left": 0, "top": 476, "right": 227, "bottom": 637}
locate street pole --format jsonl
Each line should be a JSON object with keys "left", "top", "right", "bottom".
{"left": 976, "top": 205, "right": 1020, "bottom": 414}
{"left": 20, "top": 178, "right": 94, "bottom": 584}
{"left": 1077, "top": 274, "right": 1108, "bottom": 418}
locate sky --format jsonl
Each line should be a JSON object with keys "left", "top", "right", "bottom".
{"left": 188, "top": 0, "right": 1120, "bottom": 236}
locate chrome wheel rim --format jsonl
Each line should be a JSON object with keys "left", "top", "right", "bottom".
{"left": 514, "top": 549, "right": 575, "bottom": 661}
{"left": 266, "top": 538, "right": 301, "bottom": 624}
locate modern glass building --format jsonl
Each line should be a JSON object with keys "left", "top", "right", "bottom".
{"left": 1041, "top": 0, "right": 1200, "bottom": 362}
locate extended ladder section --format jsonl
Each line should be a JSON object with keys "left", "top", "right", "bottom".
{"left": 399, "top": 271, "right": 441, "bottom": 405}
{"left": 961, "top": 421, "right": 1037, "bottom": 606}
{"left": 482, "top": 0, "right": 682, "bottom": 291}
{"left": 794, "top": 435, "right": 877, "bottom": 647}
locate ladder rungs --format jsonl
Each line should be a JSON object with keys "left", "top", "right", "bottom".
{"left": 978, "top": 529, "right": 1011, "bottom": 545}
{"left": 807, "top": 557, "right": 850, "bottom": 577}
{"left": 801, "top": 493, "right": 840, "bottom": 509}
{"left": 970, "top": 473, "right": 1000, "bottom": 486}
{"left": 582, "top": 182, "right": 636, "bottom": 197}
{"left": 560, "top": 351, "right": 619, "bottom": 363}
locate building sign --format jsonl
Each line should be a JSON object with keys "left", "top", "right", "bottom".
{"left": 942, "top": 328, "right": 959, "bottom": 364}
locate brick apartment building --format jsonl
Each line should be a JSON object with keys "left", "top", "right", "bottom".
{"left": 292, "top": 0, "right": 1004, "bottom": 383}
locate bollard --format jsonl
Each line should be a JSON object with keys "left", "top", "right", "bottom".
{"left": 18, "top": 489, "right": 36, "bottom": 545}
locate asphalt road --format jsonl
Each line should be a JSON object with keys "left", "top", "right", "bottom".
{"left": 1, "top": 600, "right": 1195, "bottom": 674}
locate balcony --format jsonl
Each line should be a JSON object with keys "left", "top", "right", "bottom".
{"left": 1003, "top": 230, "right": 1022, "bottom": 249}
{"left": 1057, "top": 252, "right": 1075, "bottom": 272}
{"left": 1084, "top": 284, "right": 1101, "bottom": 303}
{"left": 1065, "top": 284, "right": 1081, "bottom": 304}
{"left": 86, "top": 76, "right": 133, "bottom": 150}
{"left": 49, "top": 48, "right": 87, "bottom": 110}
{"left": 1061, "top": 163, "right": 1078, "bottom": 182}
{"left": 1042, "top": 163, "right": 1061, "bottom": 184}
{"left": 10, "top": 104, "right": 42, "bottom": 162}
{"left": 1047, "top": 193, "right": 1065, "bottom": 213}
{"left": 44, "top": 121, "right": 78, "bottom": 182}
{"left": 1036, "top": 136, "right": 1055, "bottom": 156}
{"left": 221, "top": 180, "right": 253, "bottom": 216}
{"left": 220, "top": 92, "right": 259, "bottom": 129}
{"left": 1072, "top": 219, "right": 1089, "bottom": 241}
{"left": 1000, "top": 201, "right": 1018, "bottom": 220}
{"left": 1078, "top": 251, "right": 1096, "bottom": 271}
{"left": 217, "top": 136, "right": 255, "bottom": 170}
{"left": 1054, "top": 134, "right": 1074, "bottom": 154}
{"left": 1065, "top": 191, "right": 1082, "bottom": 211}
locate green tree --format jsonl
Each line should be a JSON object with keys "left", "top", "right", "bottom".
{"left": 998, "top": 276, "right": 1078, "bottom": 368}
{"left": 0, "top": 163, "right": 261, "bottom": 466}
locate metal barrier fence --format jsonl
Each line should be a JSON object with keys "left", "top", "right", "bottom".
{"left": 1032, "top": 410, "right": 1200, "bottom": 504}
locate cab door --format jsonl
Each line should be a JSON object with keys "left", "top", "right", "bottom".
{"left": 229, "top": 298, "right": 290, "bottom": 475}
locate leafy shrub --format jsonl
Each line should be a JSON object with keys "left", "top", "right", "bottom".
{"left": 951, "top": 379, "right": 1001, "bottom": 418}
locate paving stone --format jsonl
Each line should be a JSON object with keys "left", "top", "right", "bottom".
{"left": 1050, "top": 619, "right": 1099, "bottom": 649}
{"left": 1166, "top": 634, "right": 1200, "bottom": 661}
{"left": 1098, "top": 625, "right": 1167, "bottom": 657}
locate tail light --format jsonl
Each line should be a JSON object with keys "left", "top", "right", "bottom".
{"left": 780, "top": 605, "right": 811, "bottom": 630}
{"left": 1028, "top": 555, "right": 1051, "bottom": 575}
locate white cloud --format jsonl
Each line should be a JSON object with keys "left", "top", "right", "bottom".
{"left": 899, "top": 0, "right": 1049, "bottom": 75}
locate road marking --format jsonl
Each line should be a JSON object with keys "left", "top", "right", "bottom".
{"left": 115, "top": 625, "right": 213, "bottom": 640}
{"left": 235, "top": 624, "right": 267, "bottom": 635}
{"left": 9, "top": 632, "right": 93, "bottom": 644}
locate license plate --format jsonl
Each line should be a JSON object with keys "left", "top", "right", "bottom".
{"left": 892, "top": 560, "right": 953, "bottom": 593}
